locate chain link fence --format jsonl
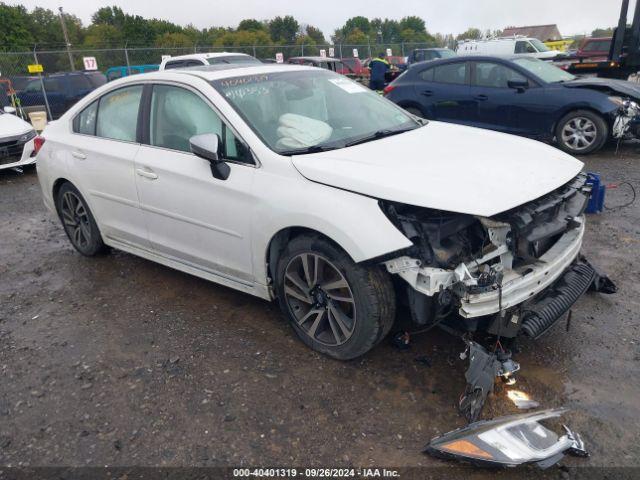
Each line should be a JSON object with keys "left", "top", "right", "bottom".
{"left": 0, "top": 42, "right": 435, "bottom": 121}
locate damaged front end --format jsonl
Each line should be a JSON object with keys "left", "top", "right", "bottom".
{"left": 381, "top": 172, "right": 613, "bottom": 339}
{"left": 612, "top": 98, "right": 640, "bottom": 140}
{"left": 380, "top": 172, "right": 615, "bottom": 421}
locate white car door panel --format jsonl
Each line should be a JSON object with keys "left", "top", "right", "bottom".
{"left": 69, "top": 137, "right": 147, "bottom": 247}
{"left": 134, "top": 147, "right": 255, "bottom": 282}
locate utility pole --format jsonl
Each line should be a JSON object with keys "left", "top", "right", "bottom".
{"left": 58, "top": 7, "right": 75, "bottom": 71}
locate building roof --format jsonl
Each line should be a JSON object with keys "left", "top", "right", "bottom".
{"left": 502, "top": 24, "right": 562, "bottom": 41}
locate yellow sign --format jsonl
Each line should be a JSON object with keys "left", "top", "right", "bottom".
{"left": 28, "top": 64, "right": 43, "bottom": 73}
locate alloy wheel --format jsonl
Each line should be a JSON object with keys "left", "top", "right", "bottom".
{"left": 283, "top": 253, "right": 356, "bottom": 347}
{"left": 561, "top": 117, "right": 597, "bottom": 152}
{"left": 60, "top": 191, "right": 92, "bottom": 249}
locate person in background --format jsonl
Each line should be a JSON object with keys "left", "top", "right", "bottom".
{"left": 368, "top": 53, "right": 389, "bottom": 91}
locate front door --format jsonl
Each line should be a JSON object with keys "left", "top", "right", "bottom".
{"left": 134, "top": 83, "right": 256, "bottom": 283}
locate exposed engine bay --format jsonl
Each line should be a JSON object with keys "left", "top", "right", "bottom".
{"left": 379, "top": 172, "right": 616, "bottom": 423}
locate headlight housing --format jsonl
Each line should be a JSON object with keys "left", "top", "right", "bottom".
{"left": 426, "top": 408, "right": 588, "bottom": 468}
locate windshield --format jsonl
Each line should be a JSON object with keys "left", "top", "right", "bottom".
{"left": 513, "top": 57, "right": 575, "bottom": 83}
{"left": 208, "top": 55, "right": 261, "bottom": 65}
{"left": 529, "top": 39, "right": 550, "bottom": 52}
{"left": 212, "top": 70, "right": 419, "bottom": 154}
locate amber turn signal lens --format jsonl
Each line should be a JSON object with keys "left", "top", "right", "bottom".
{"left": 440, "top": 439, "right": 493, "bottom": 459}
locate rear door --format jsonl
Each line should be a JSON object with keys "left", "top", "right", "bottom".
{"left": 134, "top": 83, "right": 256, "bottom": 283}
{"left": 414, "top": 61, "right": 475, "bottom": 124}
{"left": 64, "top": 84, "right": 148, "bottom": 247}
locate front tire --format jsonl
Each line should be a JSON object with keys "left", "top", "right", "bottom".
{"left": 555, "top": 110, "right": 608, "bottom": 155}
{"left": 275, "top": 235, "right": 395, "bottom": 360}
{"left": 55, "top": 182, "right": 107, "bottom": 256}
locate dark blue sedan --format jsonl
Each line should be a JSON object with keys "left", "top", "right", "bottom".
{"left": 384, "top": 55, "right": 640, "bottom": 154}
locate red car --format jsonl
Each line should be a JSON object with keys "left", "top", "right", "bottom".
{"left": 577, "top": 37, "right": 612, "bottom": 61}
{"left": 339, "top": 57, "right": 366, "bottom": 76}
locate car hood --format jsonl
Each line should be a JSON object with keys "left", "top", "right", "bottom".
{"left": 291, "top": 122, "right": 584, "bottom": 217}
{"left": 0, "top": 113, "right": 33, "bottom": 137}
{"left": 564, "top": 77, "right": 640, "bottom": 99}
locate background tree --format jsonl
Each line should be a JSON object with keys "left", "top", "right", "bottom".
{"left": 238, "top": 19, "right": 266, "bottom": 32}
{"left": 0, "top": 4, "right": 34, "bottom": 49}
{"left": 305, "top": 25, "right": 326, "bottom": 44}
{"left": 592, "top": 27, "right": 614, "bottom": 37}
{"left": 456, "top": 27, "right": 483, "bottom": 41}
{"left": 269, "top": 16, "right": 299, "bottom": 44}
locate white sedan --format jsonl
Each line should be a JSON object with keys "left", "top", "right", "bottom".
{"left": 0, "top": 107, "right": 37, "bottom": 171}
{"left": 35, "top": 64, "right": 599, "bottom": 360}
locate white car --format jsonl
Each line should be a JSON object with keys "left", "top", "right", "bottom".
{"left": 0, "top": 107, "right": 37, "bottom": 171}
{"left": 457, "top": 37, "right": 560, "bottom": 60}
{"left": 159, "top": 52, "right": 261, "bottom": 70}
{"left": 35, "top": 64, "right": 602, "bottom": 362}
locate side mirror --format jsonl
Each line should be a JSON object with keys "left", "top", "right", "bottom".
{"left": 508, "top": 79, "right": 529, "bottom": 92}
{"left": 189, "top": 133, "right": 230, "bottom": 181}
{"left": 3, "top": 106, "right": 16, "bottom": 114}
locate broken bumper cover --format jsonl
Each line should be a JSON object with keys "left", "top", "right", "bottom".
{"left": 426, "top": 408, "right": 588, "bottom": 469}
{"left": 461, "top": 220, "right": 584, "bottom": 318}
{"left": 385, "top": 218, "right": 585, "bottom": 319}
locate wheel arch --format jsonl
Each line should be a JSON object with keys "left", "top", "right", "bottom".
{"left": 552, "top": 106, "right": 612, "bottom": 135}
{"left": 265, "top": 226, "right": 353, "bottom": 286}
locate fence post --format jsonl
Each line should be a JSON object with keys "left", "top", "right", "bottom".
{"left": 252, "top": 45, "right": 257, "bottom": 57}
{"left": 401, "top": 42, "right": 405, "bottom": 57}
{"left": 301, "top": 43, "right": 304, "bottom": 56}
{"left": 124, "top": 43, "right": 131, "bottom": 75}
{"left": 367, "top": 39, "right": 372, "bottom": 59}
{"left": 33, "top": 48, "right": 52, "bottom": 121}
{"left": 339, "top": 44, "right": 343, "bottom": 58}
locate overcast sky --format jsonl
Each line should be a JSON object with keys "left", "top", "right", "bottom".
{"left": 10, "top": 0, "right": 637, "bottom": 38}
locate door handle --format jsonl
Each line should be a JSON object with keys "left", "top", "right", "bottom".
{"left": 474, "top": 94, "right": 489, "bottom": 101}
{"left": 421, "top": 90, "right": 434, "bottom": 96}
{"left": 136, "top": 168, "right": 158, "bottom": 180}
{"left": 71, "top": 151, "right": 86, "bottom": 160}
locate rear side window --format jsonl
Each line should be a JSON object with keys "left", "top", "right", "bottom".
{"left": 164, "top": 60, "right": 184, "bottom": 70}
{"left": 432, "top": 63, "right": 467, "bottom": 85}
{"left": 87, "top": 73, "right": 107, "bottom": 87}
{"left": 74, "top": 100, "right": 98, "bottom": 135}
{"left": 96, "top": 86, "right": 143, "bottom": 142}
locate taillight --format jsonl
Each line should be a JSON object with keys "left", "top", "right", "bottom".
{"left": 32, "top": 136, "right": 45, "bottom": 157}
{"left": 383, "top": 85, "right": 396, "bottom": 96}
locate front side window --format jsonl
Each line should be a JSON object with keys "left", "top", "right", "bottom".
{"left": 474, "top": 62, "right": 528, "bottom": 88}
{"left": 512, "top": 57, "right": 575, "bottom": 83}
{"left": 432, "top": 62, "right": 467, "bottom": 85}
{"left": 529, "top": 39, "right": 550, "bottom": 52}
{"left": 96, "top": 85, "right": 143, "bottom": 142}
{"left": 583, "top": 40, "right": 611, "bottom": 52}
{"left": 515, "top": 41, "right": 537, "bottom": 54}
{"left": 149, "top": 84, "right": 246, "bottom": 161}
{"left": 212, "top": 70, "right": 418, "bottom": 155}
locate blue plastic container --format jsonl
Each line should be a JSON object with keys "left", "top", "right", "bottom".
{"left": 585, "top": 172, "right": 606, "bottom": 214}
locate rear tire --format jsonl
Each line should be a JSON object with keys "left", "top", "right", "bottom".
{"left": 55, "top": 182, "right": 107, "bottom": 256}
{"left": 555, "top": 110, "right": 608, "bottom": 155}
{"left": 275, "top": 234, "right": 396, "bottom": 360}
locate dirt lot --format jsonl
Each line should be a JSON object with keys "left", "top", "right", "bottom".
{"left": 0, "top": 143, "right": 638, "bottom": 478}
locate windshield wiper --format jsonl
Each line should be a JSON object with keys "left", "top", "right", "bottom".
{"left": 279, "top": 144, "right": 340, "bottom": 156}
{"left": 344, "top": 127, "right": 417, "bottom": 148}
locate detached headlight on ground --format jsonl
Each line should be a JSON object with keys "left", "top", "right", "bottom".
{"left": 426, "top": 408, "right": 588, "bottom": 468}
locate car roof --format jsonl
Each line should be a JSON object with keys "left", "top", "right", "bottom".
{"left": 164, "top": 52, "right": 251, "bottom": 61}
{"left": 124, "top": 63, "right": 316, "bottom": 82}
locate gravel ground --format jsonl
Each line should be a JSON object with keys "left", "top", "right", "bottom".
{"left": 0, "top": 143, "right": 638, "bottom": 478}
